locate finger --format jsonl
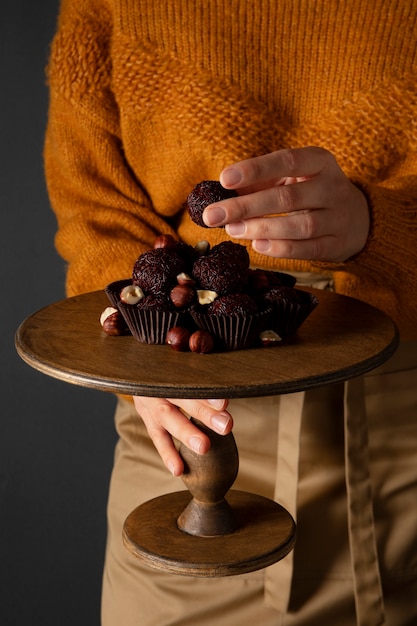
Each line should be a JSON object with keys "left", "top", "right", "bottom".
{"left": 134, "top": 397, "right": 232, "bottom": 476}
{"left": 170, "top": 398, "right": 233, "bottom": 437}
{"left": 226, "top": 208, "right": 332, "bottom": 243}
{"left": 252, "top": 233, "right": 342, "bottom": 262}
{"left": 219, "top": 146, "right": 335, "bottom": 190}
{"left": 148, "top": 425, "right": 184, "bottom": 476}
{"left": 204, "top": 176, "right": 328, "bottom": 228}
{"left": 133, "top": 396, "right": 187, "bottom": 475}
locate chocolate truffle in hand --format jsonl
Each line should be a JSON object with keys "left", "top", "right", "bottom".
{"left": 187, "top": 180, "right": 238, "bottom": 228}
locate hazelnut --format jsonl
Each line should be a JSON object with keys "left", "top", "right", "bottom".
{"left": 259, "top": 330, "right": 282, "bottom": 347}
{"left": 100, "top": 307, "right": 118, "bottom": 326}
{"left": 170, "top": 284, "right": 195, "bottom": 309}
{"left": 189, "top": 330, "right": 214, "bottom": 354}
{"left": 194, "top": 240, "right": 210, "bottom": 256}
{"left": 100, "top": 307, "right": 127, "bottom": 336}
{"left": 120, "top": 284, "right": 144, "bottom": 305}
{"left": 166, "top": 326, "right": 192, "bottom": 351}
{"left": 197, "top": 289, "right": 218, "bottom": 305}
{"left": 176, "top": 272, "right": 195, "bottom": 287}
{"left": 153, "top": 234, "right": 177, "bottom": 250}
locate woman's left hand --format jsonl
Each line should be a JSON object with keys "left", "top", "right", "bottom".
{"left": 203, "top": 146, "right": 370, "bottom": 263}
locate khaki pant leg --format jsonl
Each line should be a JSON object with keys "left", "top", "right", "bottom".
{"left": 280, "top": 342, "right": 417, "bottom": 626}
{"left": 276, "top": 383, "right": 357, "bottom": 626}
{"left": 365, "top": 341, "right": 417, "bottom": 624}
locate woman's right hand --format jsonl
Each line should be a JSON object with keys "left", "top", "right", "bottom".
{"left": 133, "top": 396, "right": 233, "bottom": 476}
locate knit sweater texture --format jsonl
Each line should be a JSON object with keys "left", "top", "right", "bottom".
{"left": 44, "top": 0, "right": 417, "bottom": 338}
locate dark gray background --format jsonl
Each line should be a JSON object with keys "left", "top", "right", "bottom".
{"left": 2, "top": 3, "right": 118, "bottom": 624}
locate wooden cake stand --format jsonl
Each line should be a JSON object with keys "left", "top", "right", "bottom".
{"left": 15, "top": 288, "right": 398, "bottom": 577}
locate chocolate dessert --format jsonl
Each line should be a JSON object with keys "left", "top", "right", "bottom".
{"left": 104, "top": 233, "right": 318, "bottom": 350}
{"left": 192, "top": 241, "right": 250, "bottom": 295}
{"left": 187, "top": 180, "right": 238, "bottom": 228}
{"left": 132, "top": 248, "right": 186, "bottom": 294}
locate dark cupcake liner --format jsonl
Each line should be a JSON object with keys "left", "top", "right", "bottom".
{"left": 268, "top": 289, "right": 319, "bottom": 338}
{"left": 191, "top": 308, "right": 272, "bottom": 351}
{"left": 118, "top": 302, "right": 186, "bottom": 344}
{"left": 105, "top": 279, "right": 133, "bottom": 308}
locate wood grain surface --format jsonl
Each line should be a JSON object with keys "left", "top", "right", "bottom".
{"left": 123, "top": 489, "right": 296, "bottom": 577}
{"left": 15, "top": 288, "right": 399, "bottom": 399}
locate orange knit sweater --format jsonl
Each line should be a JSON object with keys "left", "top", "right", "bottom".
{"left": 44, "top": 0, "right": 417, "bottom": 338}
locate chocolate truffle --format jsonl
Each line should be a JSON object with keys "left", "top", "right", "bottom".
{"left": 192, "top": 241, "right": 250, "bottom": 295}
{"left": 187, "top": 180, "right": 238, "bottom": 228}
{"left": 132, "top": 248, "right": 186, "bottom": 294}
{"left": 208, "top": 293, "right": 258, "bottom": 316}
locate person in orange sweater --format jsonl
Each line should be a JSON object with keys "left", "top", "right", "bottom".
{"left": 44, "top": 1, "right": 417, "bottom": 624}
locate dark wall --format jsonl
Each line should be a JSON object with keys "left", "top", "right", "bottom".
{"left": 2, "top": 4, "right": 118, "bottom": 625}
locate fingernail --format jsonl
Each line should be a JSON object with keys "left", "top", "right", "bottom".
{"left": 226, "top": 221, "right": 245, "bottom": 236}
{"left": 203, "top": 206, "right": 226, "bottom": 227}
{"left": 254, "top": 239, "right": 272, "bottom": 252}
{"left": 207, "top": 399, "right": 224, "bottom": 408}
{"left": 210, "top": 412, "right": 230, "bottom": 434}
{"left": 221, "top": 167, "right": 242, "bottom": 187}
{"left": 189, "top": 436, "right": 203, "bottom": 453}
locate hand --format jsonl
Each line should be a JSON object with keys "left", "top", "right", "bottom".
{"left": 203, "top": 147, "right": 370, "bottom": 262}
{"left": 133, "top": 396, "right": 233, "bottom": 476}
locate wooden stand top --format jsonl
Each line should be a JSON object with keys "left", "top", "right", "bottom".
{"left": 15, "top": 288, "right": 398, "bottom": 399}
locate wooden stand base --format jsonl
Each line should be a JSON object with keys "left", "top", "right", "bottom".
{"left": 123, "top": 490, "right": 296, "bottom": 577}
{"left": 122, "top": 418, "right": 295, "bottom": 576}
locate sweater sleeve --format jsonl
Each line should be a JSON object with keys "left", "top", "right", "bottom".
{"left": 302, "top": 73, "right": 417, "bottom": 339}
{"left": 44, "top": 1, "right": 177, "bottom": 297}
{"left": 329, "top": 152, "right": 417, "bottom": 339}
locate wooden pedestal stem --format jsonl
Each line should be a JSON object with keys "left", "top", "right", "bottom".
{"left": 177, "top": 418, "right": 239, "bottom": 537}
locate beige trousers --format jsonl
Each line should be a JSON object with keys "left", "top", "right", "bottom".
{"left": 101, "top": 341, "right": 417, "bottom": 626}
